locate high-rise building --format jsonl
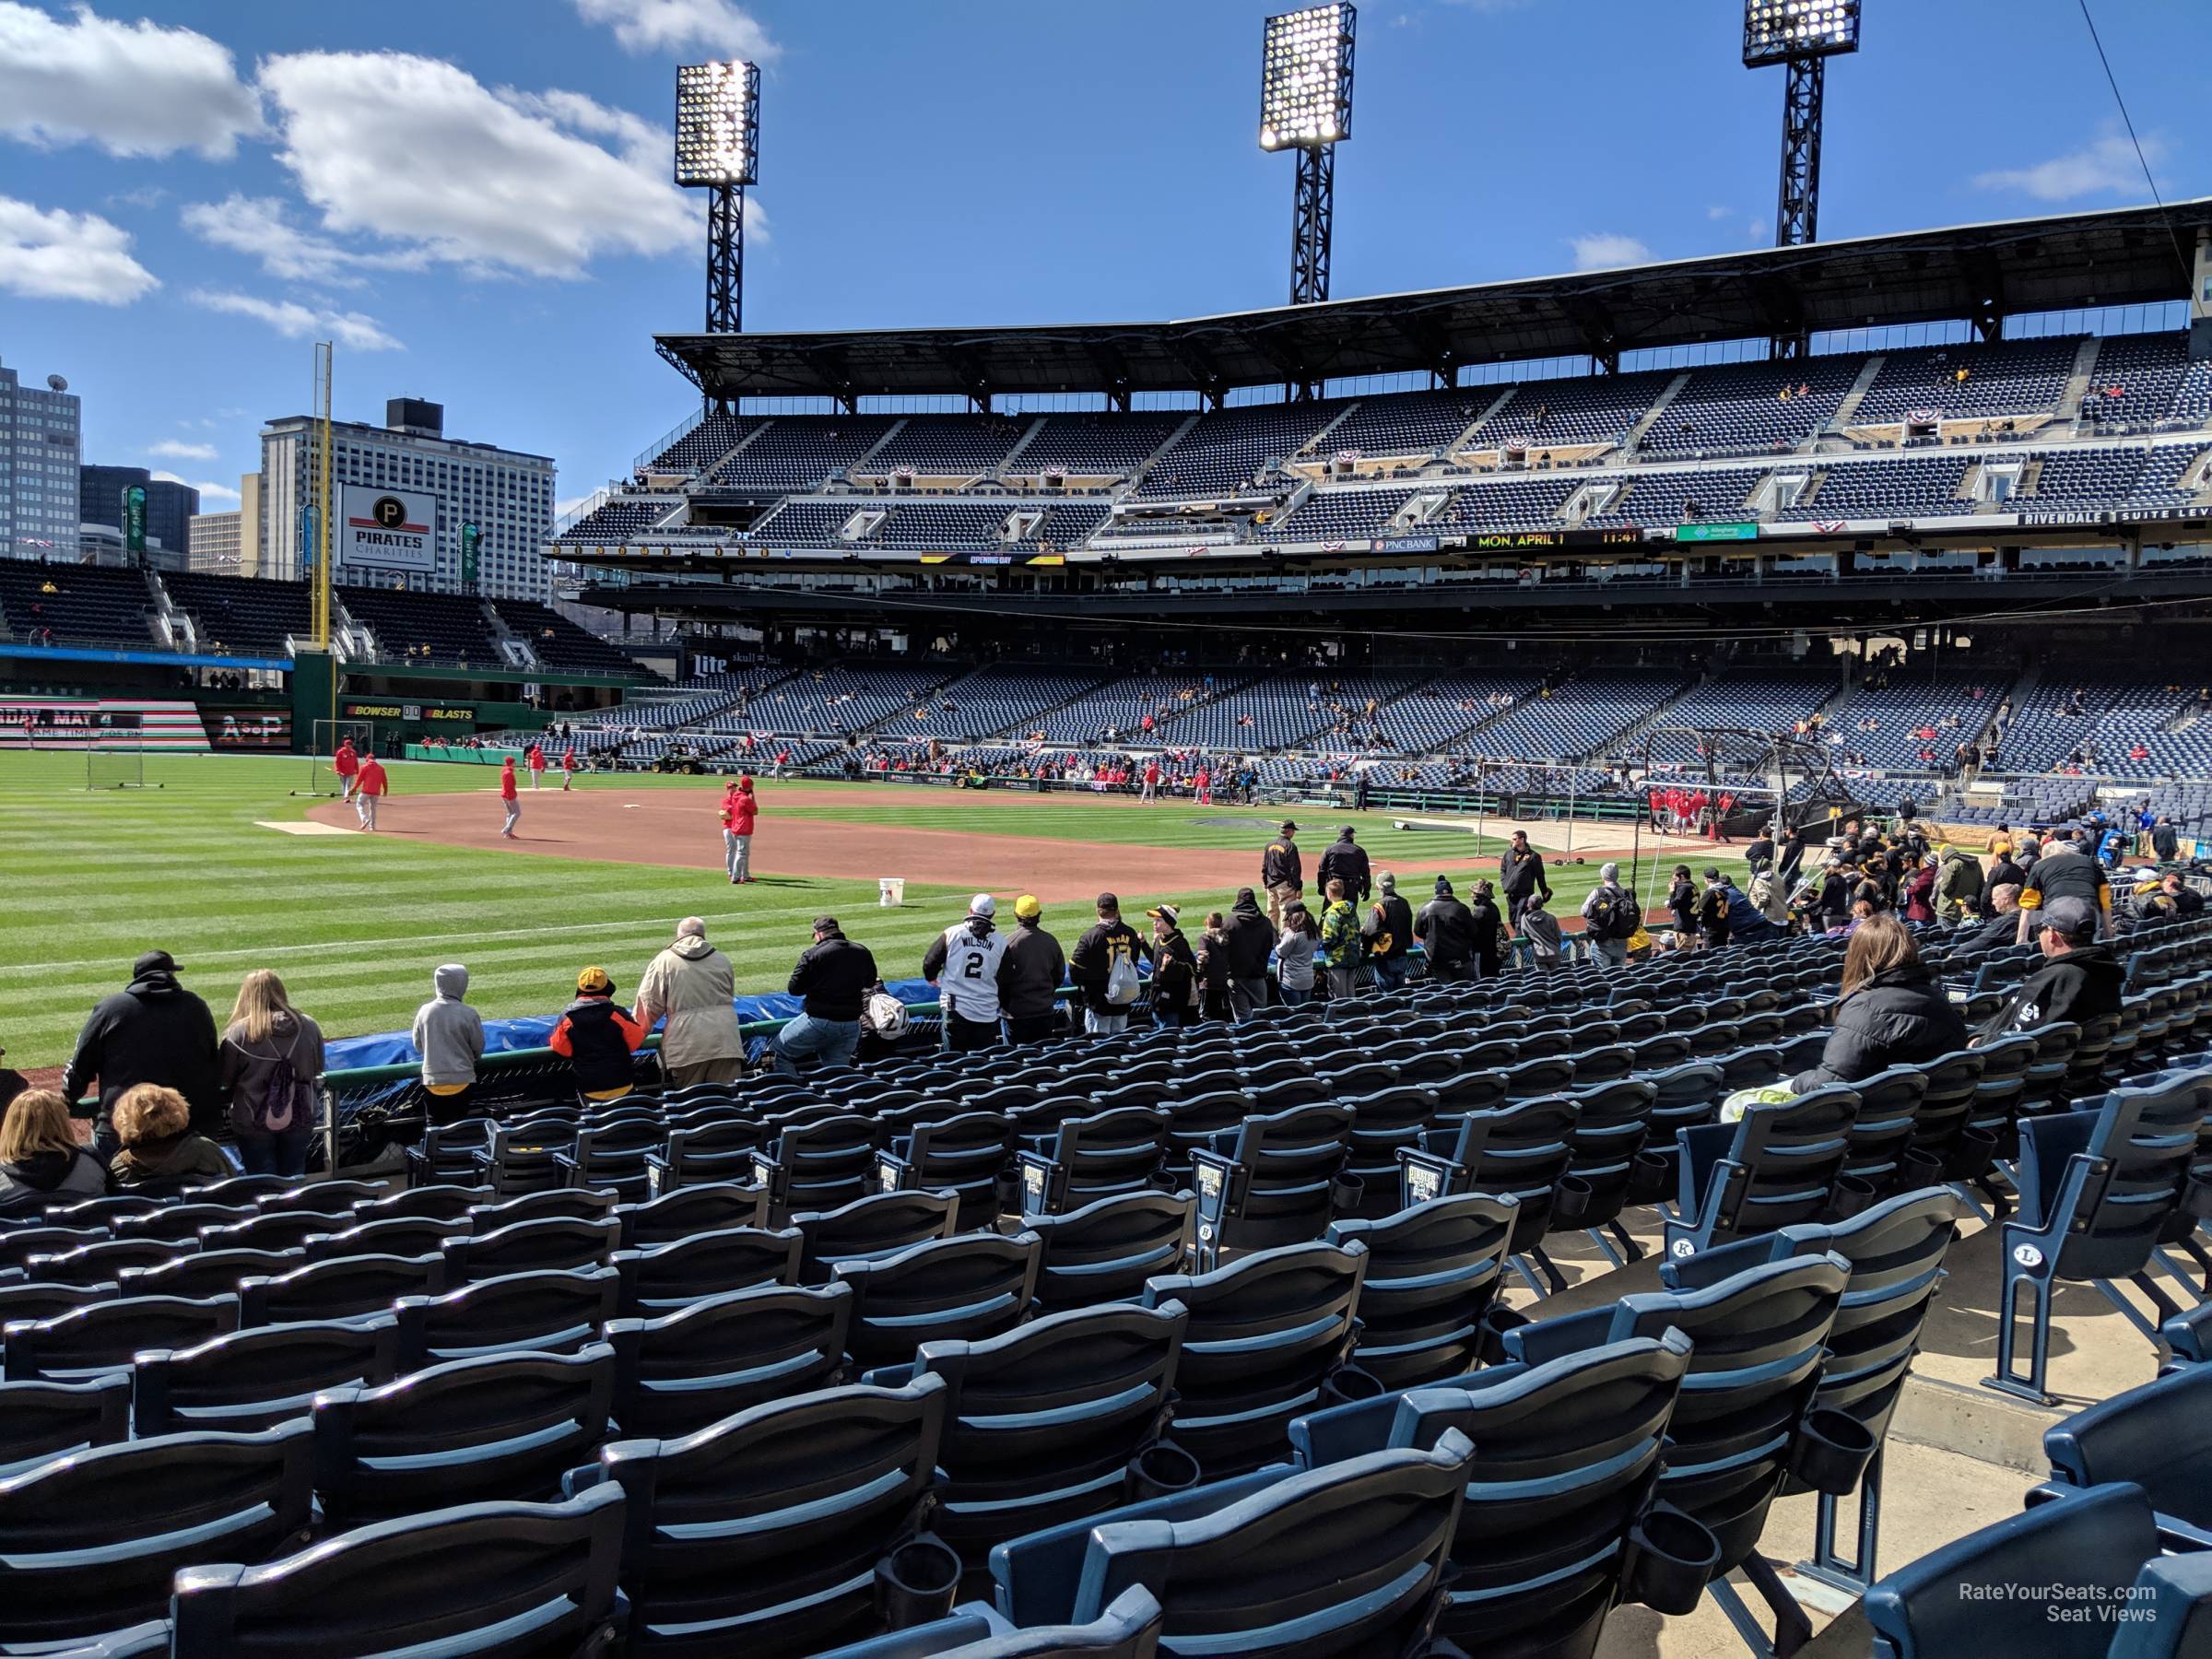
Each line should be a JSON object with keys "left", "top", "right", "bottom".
{"left": 188, "top": 510, "right": 242, "bottom": 572}
{"left": 1, "top": 358, "right": 83, "bottom": 562}
{"left": 81, "top": 465, "right": 198, "bottom": 557}
{"left": 260, "top": 397, "right": 556, "bottom": 600}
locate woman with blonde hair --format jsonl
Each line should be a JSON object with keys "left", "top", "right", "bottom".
{"left": 0, "top": 1088, "right": 110, "bottom": 1212}
{"left": 110, "top": 1083, "right": 230, "bottom": 1190}
{"left": 1790, "top": 914, "right": 1966, "bottom": 1093}
{"left": 218, "top": 969, "right": 325, "bottom": 1177}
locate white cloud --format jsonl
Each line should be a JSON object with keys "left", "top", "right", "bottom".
{"left": 152, "top": 471, "right": 241, "bottom": 505}
{"left": 0, "top": 1, "right": 260, "bottom": 158}
{"left": 573, "top": 0, "right": 778, "bottom": 60}
{"left": 1706, "top": 204, "right": 1732, "bottom": 221}
{"left": 0, "top": 195, "right": 158, "bottom": 303}
{"left": 1569, "top": 232, "right": 1649, "bottom": 272}
{"left": 1973, "top": 129, "right": 2166, "bottom": 203}
{"left": 188, "top": 288, "right": 404, "bottom": 352}
{"left": 257, "top": 52, "right": 696, "bottom": 278}
{"left": 147, "top": 439, "right": 218, "bottom": 461}
{"left": 181, "top": 194, "right": 429, "bottom": 288}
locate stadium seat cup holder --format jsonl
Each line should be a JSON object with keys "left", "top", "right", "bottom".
{"left": 1901, "top": 1147, "right": 1946, "bottom": 1189}
{"left": 1552, "top": 1174, "right": 1595, "bottom": 1226}
{"left": 876, "top": 1534, "right": 963, "bottom": 1629}
{"left": 1628, "top": 1150, "right": 1674, "bottom": 1205}
{"left": 1944, "top": 1127, "right": 2001, "bottom": 1182}
{"left": 1620, "top": 1505, "right": 1723, "bottom": 1615}
{"left": 1321, "top": 1362, "right": 1388, "bottom": 1408}
{"left": 1477, "top": 1303, "right": 1531, "bottom": 1367}
{"left": 1330, "top": 1173, "right": 1366, "bottom": 1218}
{"left": 1790, "top": 1407, "right": 1878, "bottom": 1498}
{"left": 1827, "top": 1174, "right": 1877, "bottom": 1221}
{"left": 1126, "top": 1440, "right": 1203, "bottom": 1501}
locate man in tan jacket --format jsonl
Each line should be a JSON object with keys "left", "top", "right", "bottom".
{"left": 634, "top": 917, "right": 746, "bottom": 1087}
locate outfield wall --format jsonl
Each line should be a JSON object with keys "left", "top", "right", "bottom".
{"left": 0, "top": 696, "right": 210, "bottom": 750}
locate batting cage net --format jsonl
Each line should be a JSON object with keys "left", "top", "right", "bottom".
{"left": 85, "top": 744, "right": 145, "bottom": 791}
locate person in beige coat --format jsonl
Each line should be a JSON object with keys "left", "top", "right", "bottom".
{"left": 634, "top": 917, "right": 746, "bottom": 1087}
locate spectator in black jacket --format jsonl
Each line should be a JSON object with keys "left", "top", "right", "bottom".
{"left": 2017, "top": 840, "right": 2111, "bottom": 944}
{"left": 1261, "top": 822, "right": 1303, "bottom": 933}
{"left": 547, "top": 967, "right": 646, "bottom": 1101}
{"left": 1500, "top": 831, "right": 1552, "bottom": 928}
{"left": 1969, "top": 884, "right": 2025, "bottom": 948}
{"left": 1792, "top": 916, "right": 1967, "bottom": 1092}
{"left": 0, "top": 1043, "right": 27, "bottom": 1115}
{"left": 1666, "top": 865, "right": 1699, "bottom": 946}
{"left": 1218, "top": 888, "right": 1276, "bottom": 1021}
{"left": 771, "top": 917, "right": 879, "bottom": 1076}
{"left": 1363, "top": 871, "right": 1415, "bottom": 992}
{"left": 1069, "top": 893, "right": 1144, "bottom": 1038}
{"left": 62, "top": 950, "right": 221, "bottom": 1159}
{"left": 1975, "top": 898, "right": 2126, "bottom": 1042}
{"left": 0, "top": 1088, "right": 111, "bottom": 1214}
{"left": 1194, "top": 912, "right": 1234, "bottom": 1023}
{"left": 1316, "top": 827, "right": 1371, "bottom": 905}
{"left": 1416, "top": 877, "right": 1477, "bottom": 980}
{"left": 1697, "top": 869, "right": 1735, "bottom": 950}
{"left": 1982, "top": 848, "right": 2025, "bottom": 912}
{"left": 1147, "top": 903, "right": 1198, "bottom": 1030}
{"left": 2150, "top": 818, "right": 2181, "bottom": 862}
{"left": 997, "top": 895, "right": 1066, "bottom": 1045}
{"left": 1468, "top": 880, "right": 1508, "bottom": 980}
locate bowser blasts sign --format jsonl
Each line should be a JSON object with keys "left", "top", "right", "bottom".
{"left": 340, "top": 486, "right": 436, "bottom": 575}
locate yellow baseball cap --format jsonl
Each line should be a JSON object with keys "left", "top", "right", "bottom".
{"left": 1014, "top": 894, "right": 1041, "bottom": 919}
{"left": 577, "top": 966, "right": 613, "bottom": 994}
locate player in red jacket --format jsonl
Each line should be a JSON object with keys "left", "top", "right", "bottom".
{"left": 500, "top": 756, "right": 520, "bottom": 839}
{"left": 560, "top": 746, "right": 576, "bottom": 792}
{"left": 353, "top": 753, "right": 387, "bottom": 830}
{"left": 526, "top": 742, "right": 546, "bottom": 790}
{"left": 720, "top": 774, "right": 759, "bottom": 883}
{"left": 333, "top": 738, "right": 359, "bottom": 802}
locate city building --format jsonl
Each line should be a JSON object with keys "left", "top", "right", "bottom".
{"left": 77, "top": 521, "right": 182, "bottom": 571}
{"left": 80, "top": 465, "right": 198, "bottom": 557}
{"left": 260, "top": 398, "right": 556, "bottom": 600}
{"left": 188, "top": 509, "right": 242, "bottom": 572}
{"left": 1, "top": 357, "right": 83, "bottom": 562}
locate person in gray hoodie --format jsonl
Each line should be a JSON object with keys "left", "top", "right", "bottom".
{"left": 412, "top": 963, "right": 486, "bottom": 1124}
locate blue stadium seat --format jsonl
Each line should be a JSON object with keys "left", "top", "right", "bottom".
{"left": 1324, "top": 1193, "right": 1516, "bottom": 1387}
{"left": 1014, "top": 1107, "right": 1172, "bottom": 1217}
{"left": 1026, "top": 1190, "right": 1196, "bottom": 1312}
{"left": 1188, "top": 1101, "right": 1359, "bottom": 1267}
{"left": 133, "top": 1314, "right": 401, "bottom": 1436}
{"left": 614, "top": 1180, "right": 768, "bottom": 1247}
{"left": 440, "top": 1214, "right": 622, "bottom": 1282}
{"left": 798, "top": 1189, "right": 959, "bottom": 1284}
{"left": 1289, "top": 1330, "right": 1712, "bottom": 1653}
{"left": 610, "top": 1222, "right": 800, "bottom": 1318}
{"left": 1988, "top": 1072, "right": 2212, "bottom": 1404}
{"left": 169, "top": 1485, "right": 629, "bottom": 1659}
{"left": 877, "top": 1112, "right": 1018, "bottom": 1230}
{"left": 1398, "top": 1095, "right": 1579, "bottom": 1292}
{"left": 237, "top": 1250, "right": 447, "bottom": 1326}
{"left": 2037, "top": 1365, "right": 2212, "bottom": 1548}
{"left": 0, "top": 1421, "right": 314, "bottom": 1649}
{"left": 806, "top": 1586, "right": 1163, "bottom": 1659}
{"left": 839, "top": 1232, "right": 1041, "bottom": 1373}
{"left": 1137, "top": 1239, "right": 1370, "bottom": 1477}
{"left": 4, "top": 1292, "right": 241, "bottom": 1382}
{"left": 312, "top": 1342, "right": 617, "bottom": 1526}
{"left": 604, "top": 1281, "right": 853, "bottom": 1439}
{"left": 906, "top": 1300, "right": 1189, "bottom": 1574}
{"left": 753, "top": 1112, "right": 882, "bottom": 1221}
{"left": 985, "top": 1431, "right": 1474, "bottom": 1657}
{"left": 1662, "top": 1084, "right": 1863, "bottom": 1260}
{"left": 581, "top": 1374, "right": 955, "bottom": 1655}
{"left": 645, "top": 1118, "right": 764, "bottom": 1195}
{"left": 393, "top": 1265, "right": 621, "bottom": 1370}
{"left": 0, "top": 1373, "right": 130, "bottom": 1478}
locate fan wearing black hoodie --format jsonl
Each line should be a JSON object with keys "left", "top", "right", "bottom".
{"left": 1218, "top": 888, "right": 1277, "bottom": 1020}
{"left": 63, "top": 949, "right": 221, "bottom": 1158}
{"left": 0, "top": 1088, "right": 111, "bottom": 1214}
{"left": 1415, "top": 877, "right": 1477, "bottom": 980}
{"left": 1975, "top": 898, "right": 2126, "bottom": 1042}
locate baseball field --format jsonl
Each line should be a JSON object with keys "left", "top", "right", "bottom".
{"left": 1, "top": 749, "right": 1636, "bottom": 1074}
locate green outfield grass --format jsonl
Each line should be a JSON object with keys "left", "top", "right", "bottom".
{"left": 0, "top": 750, "right": 1609, "bottom": 1068}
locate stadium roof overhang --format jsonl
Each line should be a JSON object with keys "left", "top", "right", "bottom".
{"left": 657, "top": 199, "right": 2212, "bottom": 405}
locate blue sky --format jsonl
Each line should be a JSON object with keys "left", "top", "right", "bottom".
{"left": 2, "top": 0, "right": 2206, "bottom": 515}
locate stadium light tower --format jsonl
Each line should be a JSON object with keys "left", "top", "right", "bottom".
{"left": 676, "top": 59, "right": 759, "bottom": 342}
{"left": 1260, "top": 3, "right": 1355, "bottom": 318}
{"left": 1744, "top": 0, "right": 1858, "bottom": 251}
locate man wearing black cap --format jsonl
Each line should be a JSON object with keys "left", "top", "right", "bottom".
{"left": 62, "top": 949, "right": 222, "bottom": 1157}
{"left": 1316, "top": 826, "right": 1371, "bottom": 905}
{"left": 1262, "top": 821, "right": 1303, "bottom": 933}
{"left": 1218, "top": 887, "right": 1277, "bottom": 1021}
{"left": 1069, "top": 893, "right": 1144, "bottom": 1037}
{"left": 771, "top": 917, "right": 880, "bottom": 1076}
{"left": 1976, "top": 897, "right": 2125, "bottom": 1042}
{"left": 1416, "top": 876, "right": 1478, "bottom": 981}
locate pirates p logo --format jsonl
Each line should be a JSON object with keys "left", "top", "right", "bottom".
{"left": 372, "top": 496, "right": 407, "bottom": 529}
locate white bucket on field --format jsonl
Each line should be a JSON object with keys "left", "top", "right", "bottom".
{"left": 879, "top": 877, "right": 906, "bottom": 907}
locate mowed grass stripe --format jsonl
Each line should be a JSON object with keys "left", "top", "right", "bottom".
{"left": 1, "top": 750, "right": 1605, "bottom": 1068}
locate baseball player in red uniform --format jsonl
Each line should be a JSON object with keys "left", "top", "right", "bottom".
{"left": 353, "top": 753, "right": 387, "bottom": 830}
{"left": 526, "top": 742, "right": 546, "bottom": 790}
{"left": 333, "top": 738, "right": 359, "bottom": 802}
{"left": 560, "top": 746, "right": 576, "bottom": 792}
{"left": 720, "top": 774, "right": 759, "bottom": 883}
{"left": 500, "top": 756, "right": 520, "bottom": 839}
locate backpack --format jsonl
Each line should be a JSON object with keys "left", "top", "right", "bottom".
{"left": 1361, "top": 902, "right": 1395, "bottom": 959}
{"left": 242, "top": 1031, "right": 317, "bottom": 1137}
{"left": 1587, "top": 888, "right": 1635, "bottom": 941}
{"left": 1105, "top": 948, "right": 1141, "bottom": 1006}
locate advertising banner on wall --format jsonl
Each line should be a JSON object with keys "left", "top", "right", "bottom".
{"left": 339, "top": 486, "right": 437, "bottom": 575}
{"left": 205, "top": 709, "right": 293, "bottom": 748}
